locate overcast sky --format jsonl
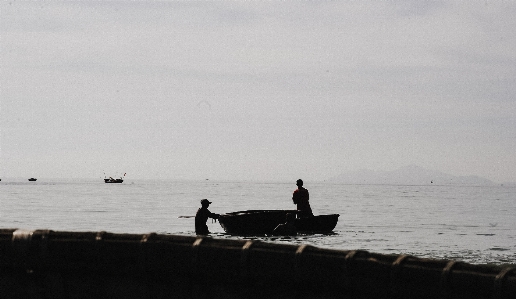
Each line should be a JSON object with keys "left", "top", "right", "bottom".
{"left": 1, "top": 1, "right": 515, "bottom": 182}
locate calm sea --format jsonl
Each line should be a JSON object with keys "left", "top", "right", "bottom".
{"left": 1, "top": 179, "right": 515, "bottom": 265}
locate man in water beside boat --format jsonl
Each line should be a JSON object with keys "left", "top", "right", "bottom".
{"left": 195, "top": 199, "right": 220, "bottom": 235}
{"left": 292, "top": 179, "right": 313, "bottom": 218}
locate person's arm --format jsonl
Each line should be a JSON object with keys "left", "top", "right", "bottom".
{"left": 208, "top": 210, "right": 220, "bottom": 219}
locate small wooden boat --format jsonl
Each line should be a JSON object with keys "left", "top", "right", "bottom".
{"left": 218, "top": 210, "right": 339, "bottom": 235}
{"left": 28, "top": 178, "right": 37, "bottom": 181}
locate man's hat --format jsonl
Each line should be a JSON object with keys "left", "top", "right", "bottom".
{"left": 200, "top": 199, "right": 212, "bottom": 205}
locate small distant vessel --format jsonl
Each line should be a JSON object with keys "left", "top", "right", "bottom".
{"left": 104, "top": 173, "right": 125, "bottom": 183}
{"left": 28, "top": 178, "right": 37, "bottom": 181}
{"left": 104, "top": 177, "right": 123, "bottom": 183}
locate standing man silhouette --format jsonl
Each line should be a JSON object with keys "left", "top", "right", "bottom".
{"left": 292, "top": 179, "right": 313, "bottom": 218}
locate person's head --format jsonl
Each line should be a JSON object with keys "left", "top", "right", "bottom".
{"left": 296, "top": 179, "right": 303, "bottom": 187}
{"left": 200, "top": 199, "right": 212, "bottom": 207}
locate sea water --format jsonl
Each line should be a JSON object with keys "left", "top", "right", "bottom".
{"left": 1, "top": 179, "right": 515, "bottom": 265}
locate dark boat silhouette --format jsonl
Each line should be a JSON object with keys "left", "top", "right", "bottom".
{"left": 104, "top": 172, "right": 126, "bottom": 183}
{"left": 218, "top": 210, "right": 339, "bottom": 235}
{"left": 104, "top": 177, "right": 123, "bottom": 183}
{"left": 28, "top": 178, "right": 37, "bottom": 181}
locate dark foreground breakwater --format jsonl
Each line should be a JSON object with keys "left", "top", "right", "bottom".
{"left": 1, "top": 229, "right": 515, "bottom": 299}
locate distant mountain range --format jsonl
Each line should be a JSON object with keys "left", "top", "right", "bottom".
{"left": 326, "top": 165, "right": 499, "bottom": 186}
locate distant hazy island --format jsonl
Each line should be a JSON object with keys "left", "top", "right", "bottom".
{"left": 327, "top": 165, "right": 511, "bottom": 186}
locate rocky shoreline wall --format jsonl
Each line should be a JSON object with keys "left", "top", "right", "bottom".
{"left": 1, "top": 229, "right": 515, "bottom": 299}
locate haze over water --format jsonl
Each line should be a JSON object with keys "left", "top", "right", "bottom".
{"left": 2, "top": 1, "right": 516, "bottom": 184}
{"left": 1, "top": 179, "right": 515, "bottom": 265}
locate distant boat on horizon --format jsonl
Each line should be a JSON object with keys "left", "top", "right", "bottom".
{"left": 104, "top": 177, "right": 123, "bottom": 183}
{"left": 28, "top": 178, "right": 37, "bottom": 181}
{"left": 104, "top": 173, "right": 126, "bottom": 184}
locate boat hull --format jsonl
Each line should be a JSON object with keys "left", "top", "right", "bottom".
{"left": 104, "top": 179, "right": 123, "bottom": 183}
{"left": 295, "top": 214, "right": 340, "bottom": 233}
{"left": 218, "top": 210, "right": 339, "bottom": 235}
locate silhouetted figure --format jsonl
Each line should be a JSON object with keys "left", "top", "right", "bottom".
{"left": 195, "top": 199, "right": 220, "bottom": 235}
{"left": 292, "top": 179, "right": 313, "bottom": 218}
{"left": 272, "top": 213, "right": 297, "bottom": 236}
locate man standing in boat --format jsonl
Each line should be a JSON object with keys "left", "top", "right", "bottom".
{"left": 195, "top": 199, "right": 220, "bottom": 235}
{"left": 292, "top": 179, "right": 313, "bottom": 218}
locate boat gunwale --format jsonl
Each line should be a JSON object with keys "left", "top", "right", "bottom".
{"left": 221, "top": 209, "right": 299, "bottom": 216}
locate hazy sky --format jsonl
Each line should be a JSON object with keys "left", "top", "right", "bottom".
{"left": 1, "top": 1, "right": 515, "bottom": 182}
